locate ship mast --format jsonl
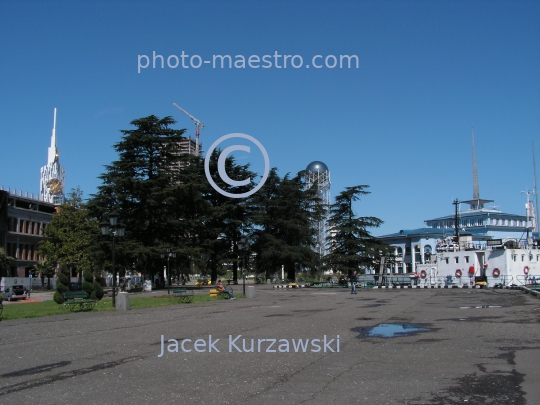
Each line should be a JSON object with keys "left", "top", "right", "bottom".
{"left": 533, "top": 141, "right": 539, "bottom": 234}
{"left": 472, "top": 128, "right": 479, "bottom": 203}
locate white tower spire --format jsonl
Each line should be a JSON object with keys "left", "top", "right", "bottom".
{"left": 48, "top": 108, "right": 58, "bottom": 164}
{"left": 40, "top": 108, "right": 66, "bottom": 204}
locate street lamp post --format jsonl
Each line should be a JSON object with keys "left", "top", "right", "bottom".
{"left": 238, "top": 237, "right": 248, "bottom": 296}
{"left": 100, "top": 211, "right": 126, "bottom": 308}
{"left": 161, "top": 246, "right": 177, "bottom": 294}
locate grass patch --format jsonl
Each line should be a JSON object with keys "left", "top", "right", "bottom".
{"left": 0, "top": 293, "right": 245, "bottom": 321}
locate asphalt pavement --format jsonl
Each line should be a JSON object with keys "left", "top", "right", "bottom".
{"left": 0, "top": 285, "right": 539, "bottom": 405}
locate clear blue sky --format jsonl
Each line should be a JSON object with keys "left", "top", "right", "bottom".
{"left": 1, "top": 0, "right": 539, "bottom": 236}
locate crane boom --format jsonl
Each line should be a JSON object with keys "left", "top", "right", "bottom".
{"left": 173, "top": 103, "right": 205, "bottom": 155}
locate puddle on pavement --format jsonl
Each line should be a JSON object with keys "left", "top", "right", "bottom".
{"left": 354, "top": 323, "right": 432, "bottom": 338}
{"left": 459, "top": 305, "right": 502, "bottom": 309}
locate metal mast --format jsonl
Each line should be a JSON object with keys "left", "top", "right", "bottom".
{"left": 173, "top": 103, "right": 205, "bottom": 155}
{"left": 472, "top": 128, "right": 479, "bottom": 202}
{"left": 533, "top": 141, "right": 539, "bottom": 234}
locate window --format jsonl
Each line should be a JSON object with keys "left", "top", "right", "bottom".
{"left": 455, "top": 257, "right": 459, "bottom": 264}
{"left": 465, "top": 256, "right": 470, "bottom": 263}
{"left": 512, "top": 254, "right": 517, "bottom": 262}
{"left": 445, "top": 257, "right": 449, "bottom": 264}
{"left": 522, "top": 255, "right": 525, "bottom": 261}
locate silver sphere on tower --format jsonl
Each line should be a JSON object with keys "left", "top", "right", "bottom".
{"left": 304, "top": 161, "right": 331, "bottom": 257}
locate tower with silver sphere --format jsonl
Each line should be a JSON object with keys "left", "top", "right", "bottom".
{"left": 304, "top": 161, "right": 331, "bottom": 256}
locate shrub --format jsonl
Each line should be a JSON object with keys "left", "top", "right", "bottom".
{"left": 54, "top": 265, "right": 70, "bottom": 304}
{"left": 92, "top": 279, "right": 104, "bottom": 300}
{"left": 53, "top": 291, "right": 64, "bottom": 304}
{"left": 82, "top": 269, "right": 94, "bottom": 298}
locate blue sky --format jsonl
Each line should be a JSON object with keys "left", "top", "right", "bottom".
{"left": 1, "top": 0, "right": 538, "bottom": 236}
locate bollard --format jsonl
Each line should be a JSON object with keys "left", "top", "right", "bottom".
{"left": 246, "top": 285, "right": 256, "bottom": 298}
{"left": 116, "top": 292, "right": 130, "bottom": 310}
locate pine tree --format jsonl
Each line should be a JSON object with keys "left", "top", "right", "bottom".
{"left": 325, "top": 185, "right": 388, "bottom": 275}
{"left": 88, "top": 115, "right": 187, "bottom": 283}
{"left": 252, "top": 169, "right": 322, "bottom": 281}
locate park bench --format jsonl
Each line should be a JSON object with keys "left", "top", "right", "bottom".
{"left": 210, "top": 286, "right": 233, "bottom": 299}
{"left": 0, "top": 297, "right": 3, "bottom": 318}
{"left": 62, "top": 291, "right": 96, "bottom": 312}
{"left": 170, "top": 288, "right": 194, "bottom": 304}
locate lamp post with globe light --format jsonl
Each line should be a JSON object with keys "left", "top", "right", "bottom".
{"left": 100, "top": 212, "right": 126, "bottom": 307}
{"left": 161, "top": 246, "right": 177, "bottom": 294}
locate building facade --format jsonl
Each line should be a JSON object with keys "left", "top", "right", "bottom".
{"left": 0, "top": 189, "right": 56, "bottom": 278}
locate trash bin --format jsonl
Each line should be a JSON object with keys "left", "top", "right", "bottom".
{"left": 116, "top": 292, "right": 130, "bottom": 310}
{"left": 246, "top": 285, "right": 255, "bottom": 298}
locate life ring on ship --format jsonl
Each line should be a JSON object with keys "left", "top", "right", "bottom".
{"left": 492, "top": 268, "right": 500, "bottom": 277}
{"left": 468, "top": 266, "right": 475, "bottom": 275}
{"left": 455, "top": 269, "right": 462, "bottom": 277}
{"left": 420, "top": 270, "right": 427, "bottom": 278}
{"left": 483, "top": 263, "right": 488, "bottom": 269}
{"left": 523, "top": 266, "right": 529, "bottom": 275}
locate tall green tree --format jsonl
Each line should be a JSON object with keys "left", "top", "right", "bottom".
{"left": 200, "top": 149, "right": 257, "bottom": 283}
{"left": 38, "top": 188, "right": 99, "bottom": 270}
{"left": 88, "top": 115, "right": 188, "bottom": 282}
{"left": 325, "top": 185, "right": 388, "bottom": 275}
{"left": 252, "top": 169, "right": 322, "bottom": 281}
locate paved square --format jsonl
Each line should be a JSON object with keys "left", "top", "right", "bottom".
{"left": 1, "top": 286, "right": 539, "bottom": 404}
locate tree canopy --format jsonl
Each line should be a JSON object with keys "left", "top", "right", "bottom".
{"left": 38, "top": 187, "right": 99, "bottom": 269}
{"left": 325, "top": 185, "right": 388, "bottom": 275}
{"left": 36, "top": 114, "right": 386, "bottom": 286}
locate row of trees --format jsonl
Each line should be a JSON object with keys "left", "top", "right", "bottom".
{"left": 37, "top": 115, "right": 388, "bottom": 286}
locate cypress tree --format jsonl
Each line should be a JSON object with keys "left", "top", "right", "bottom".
{"left": 82, "top": 269, "right": 94, "bottom": 298}
{"left": 54, "top": 264, "right": 70, "bottom": 304}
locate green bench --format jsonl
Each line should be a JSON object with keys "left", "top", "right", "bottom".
{"left": 62, "top": 291, "right": 96, "bottom": 312}
{"left": 170, "top": 288, "right": 194, "bottom": 304}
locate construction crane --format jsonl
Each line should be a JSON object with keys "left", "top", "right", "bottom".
{"left": 173, "top": 103, "right": 205, "bottom": 156}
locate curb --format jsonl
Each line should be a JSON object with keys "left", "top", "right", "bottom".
{"left": 272, "top": 285, "right": 306, "bottom": 289}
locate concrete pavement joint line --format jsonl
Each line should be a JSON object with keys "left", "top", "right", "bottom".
{"left": 298, "top": 362, "right": 361, "bottom": 404}
{"left": 0, "top": 355, "right": 144, "bottom": 397}
{"left": 241, "top": 338, "right": 356, "bottom": 402}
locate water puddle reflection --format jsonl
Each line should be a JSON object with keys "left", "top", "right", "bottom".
{"left": 354, "top": 323, "right": 432, "bottom": 338}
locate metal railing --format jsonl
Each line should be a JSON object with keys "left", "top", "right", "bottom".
{"left": 515, "top": 274, "right": 539, "bottom": 286}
